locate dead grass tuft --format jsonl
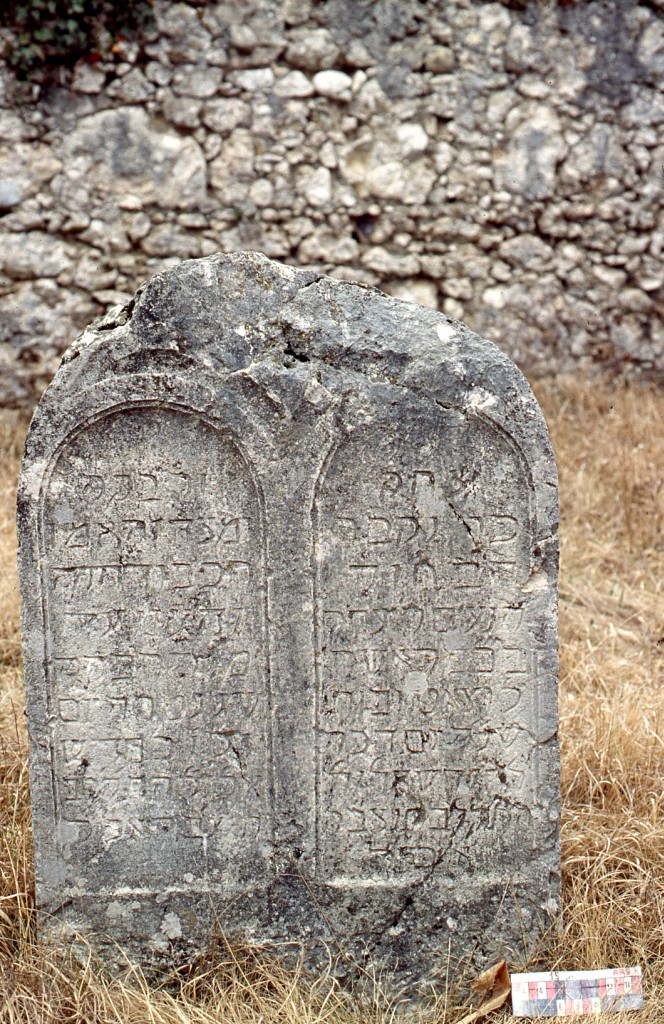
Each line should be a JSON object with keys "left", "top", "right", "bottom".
{"left": 0, "top": 377, "right": 663, "bottom": 1022}
{"left": 0, "top": 412, "right": 28, "bottom": 682}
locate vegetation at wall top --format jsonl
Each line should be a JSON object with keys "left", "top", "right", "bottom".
{"left": 0, "top": 0, "right": 153, "bottom": 79}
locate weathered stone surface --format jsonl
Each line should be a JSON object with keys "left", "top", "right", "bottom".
{"left": 18, "top": 252, "right": 559, "bottom": 992}
{"left": 285, "top": 27, "right": 339, "bottom": 70}
{"left": 61, "top": 107, "right": 207, "bottom": 210}
{"left": 0, "top": 180, "right": 21, "bottom": 209}
{"left": 425, "top": 46, "right": 455, "bottom": 73}
{"left": 273, "top": 70, "right": 315, "bottom": 98}
{"left": 0, "top": 143, "right": 62, "bottom": 201}
{"left": 0, "top": 232, "right": 75, "bottom": 279}
{"left": 312, "top": 69, "right": 352, "bottom": 99}
{"left": 71, "top": 62, "right": 107, "bottom": 94}
{"left": 340, "top": 135, "right": 436, "bottom": 203}
{"left": 493, "top": 103, "right": 566, "bottom": 200}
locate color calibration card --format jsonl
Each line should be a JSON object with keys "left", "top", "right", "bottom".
{"left": 511, "top": 967, "right": 644, "bottom": 1017}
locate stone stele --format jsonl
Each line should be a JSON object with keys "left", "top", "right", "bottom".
{"left": 17, "top": 252, "right": 559, "bottom": 992}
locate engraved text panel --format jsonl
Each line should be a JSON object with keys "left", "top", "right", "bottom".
{"left": 314, "top": 400, "right": 537, "bottom": 884}
{"left": 43, "top": 406, "right": 270, "bottom": 890}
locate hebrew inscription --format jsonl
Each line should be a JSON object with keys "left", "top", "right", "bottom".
{"left": 42, "top": 405, "right": 270, "bottom": 890}
{"left": 314, "top": 397, "right": 538, "bottom": 884}
{"left": 19, "top": 252, "right": 558, "bottom": 987}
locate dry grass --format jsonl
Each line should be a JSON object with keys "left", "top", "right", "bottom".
{"left": 0, "top": 377, "right": 662, "bottom": 1022}
{"left": 529, "top": 379, "right": 664, "bottom": 1021}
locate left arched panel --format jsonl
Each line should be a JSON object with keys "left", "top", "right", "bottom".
{"left": 36, "top": 403, "right": 272, "bottom": 897}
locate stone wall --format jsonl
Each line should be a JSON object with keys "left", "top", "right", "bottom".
{"left": 1, "top": 0, "right": 663, "bottom": 407}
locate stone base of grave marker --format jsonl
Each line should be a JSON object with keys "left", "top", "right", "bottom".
{"left": 18, "top": 252, "right": 559, "bottom": 994}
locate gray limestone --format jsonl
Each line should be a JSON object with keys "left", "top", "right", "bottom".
{"left": 17, "top": 252, "right": 559, "bottom": 993}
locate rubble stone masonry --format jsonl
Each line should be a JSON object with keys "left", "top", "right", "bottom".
{"left": 1, "top": 0, "right": 663, "bottom": 406}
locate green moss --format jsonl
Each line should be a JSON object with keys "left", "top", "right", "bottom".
{"left": 248, "top": 267, "right": 274, "bottom": 292}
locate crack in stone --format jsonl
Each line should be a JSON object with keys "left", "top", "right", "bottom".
{"left": 385, "top": 893, "right": 414, "bottom": 931}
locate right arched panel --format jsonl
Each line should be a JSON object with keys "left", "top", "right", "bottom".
{"left": 313, "top": 391, "right": 550, "bottom": 886}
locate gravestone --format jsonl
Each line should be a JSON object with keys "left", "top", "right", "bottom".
{"left": 18, "top": 252, "right": 559, "bottom": 992}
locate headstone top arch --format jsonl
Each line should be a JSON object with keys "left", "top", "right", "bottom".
{"left": 18, "top": 252, "right": 559, "bottom": 993}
